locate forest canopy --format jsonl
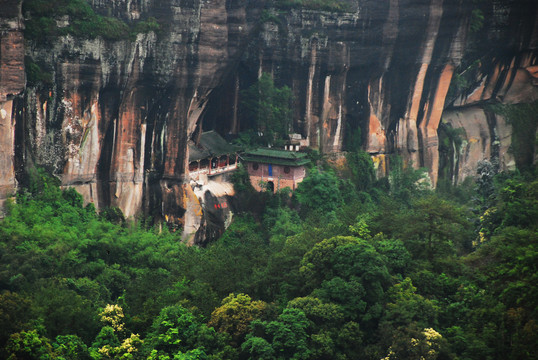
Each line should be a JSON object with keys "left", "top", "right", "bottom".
{"left": 0, "top": 156, "right": 537, "bottom": 359}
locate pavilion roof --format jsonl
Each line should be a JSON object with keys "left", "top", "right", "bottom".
{"left": 188, "top": 131, "right": 239, "bottom": 162}
{"left": 240, "top": 148, "right": 310, "bottom": 166}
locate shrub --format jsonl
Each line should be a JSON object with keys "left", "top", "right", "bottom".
{"left": 23, "top": 0, "right": 161, "bottom": 41}
{"left": 25, "top": 57, "right": 53, "bottom": 86}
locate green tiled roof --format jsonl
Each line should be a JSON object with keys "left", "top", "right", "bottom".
{"left": 189, "top": 131, "right": 239, "bottom": 162}
{"left": 188, "top": 143, "right": 211, "bottom": 162}
{"left": 240, "top": 148, "right": 310, "bottom": 166}
{"left": 199, "top": 131, "right": 239, "bottom": 156}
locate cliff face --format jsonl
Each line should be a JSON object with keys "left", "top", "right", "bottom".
{"left": 439, "top": 0, "right": 538, "bottom": 184}
{"left": 1, "top": 0, "right": 537, "bottom": 229}
{"left": 215, "top": 1, "right": 469, "bottom": 186}
{"left": 11, "top": 0, "right": 261, "bottom": 224}
{"left": 0, "top": 0, "right": 24, "bottom": 214}
{"left": 211, "top": 0, "right": 536, "bottom": 184}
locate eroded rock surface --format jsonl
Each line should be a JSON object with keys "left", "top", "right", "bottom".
{"left": 15, "top": 0, "right": 260, "bottom": 228}
{"left": 0, "top": 0, "right": 536, "bottom": 237}
{"left": 0, "top": 0, "right": 24, "bottom": 214}
{"left": 441, "top": 107, "right": 515, "bottom": 184}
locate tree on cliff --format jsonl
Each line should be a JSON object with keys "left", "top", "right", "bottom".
{"left": 241, "top": 73, "right": 293, "bottom": 146}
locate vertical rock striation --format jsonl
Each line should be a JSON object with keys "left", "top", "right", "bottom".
{"left": 0, "top": 0, "right": 24, "bottom": 214}
{"left": 215, "top": 0, "right": 536, "bottom": 185}
{"left": 17, "top": 0, "right": 260, "bottom": 226}
{"left": 440, "top": 0, "right": 538, "bottom": 183}
{"left": 1, "top": 0, "right": 536, "bottom": 232}
{"left": 215, "top": 0, "right": 470, "bottom": 185}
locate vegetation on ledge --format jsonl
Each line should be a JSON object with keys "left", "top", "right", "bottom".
{"left": 23, "top": 0, "right": 161, "bottom": 42}
{"left": 273, "top": 0, "right": 352, "bottom": 12}
{"left": 238, "top": 73, "right": 294, "bottom": 148}
{"left": 24, "top": 56, "right": 53, "bottom": 86}
{"left": 489, "top": 101, "right": 538, "bottom": 172}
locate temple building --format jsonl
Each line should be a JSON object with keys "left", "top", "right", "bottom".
{"left": 188, "top": 131, "right": 239, "bottom": 182}
{"left": 240, "top": 148, "right": 310, "bottom": 192}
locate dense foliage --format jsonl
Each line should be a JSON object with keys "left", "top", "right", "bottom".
{"left": 23, "top": 0, "right": 161, "bottom": 42}
{"left": 273, "top": 0, "right": 351, "bottom": 12}
{"left": 1, "top": 154, "right": 537, "bottom": 359}
{"left": 239, "top": 73, "right": 294, "bottom": 148}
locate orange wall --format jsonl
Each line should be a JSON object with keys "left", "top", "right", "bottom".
{"left": 246, "top": 162, "right": 306, "bottom": 192}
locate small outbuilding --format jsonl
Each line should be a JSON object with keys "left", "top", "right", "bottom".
{"left": 240, "top": 148, "right": 310, "bottom": 192}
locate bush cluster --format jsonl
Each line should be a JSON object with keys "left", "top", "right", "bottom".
{"left": 23, "top": 0, "right": 161, "bottom": 42}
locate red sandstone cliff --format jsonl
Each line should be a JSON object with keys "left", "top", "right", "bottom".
{"left": 0, "top": 0, "right": 24, "bottom": 214}
{"left": 0, "top": 0, "right": 536, "bottom": 232}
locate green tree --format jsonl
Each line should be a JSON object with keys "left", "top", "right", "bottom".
{"left": 300, "top": 236, "right": 390, "bottom": 329}
{"left": 192, "top": 216, "right": 271, "bottom": 298}
{"left": 208, "top": 294, "right": 267, "bottom": 347}
{"left": 241, "top": 73, "right": 293, "bottom": 146}
{"left": 0, "top": 291, "right": 33, "bottom": 353}
{"left": 264, "top": 308, "right": 311, "bottom": 359}
{"left": 241, "top": 336, "right": 275, "bottom": 360}
{"left": 287, "top": 296, "right": 344, "bottom": 330}
{"left": 371, "top": 234, "right": 411, "bottom": 276}
{"left": 345, "top": 150, "right": 376, "bottom": 192}
{"left": 52, "top": 335, "right": 91, "bottom": 360}
{"left": 496, "top": 178, "right": 538, "bottom": 230}
{"left": 380, "top": 327, "right": 449, "bottom": 360}
{"left": 295, "top": 168, "right": 343, "bottom": 217}
{"left": 31, "top": 281, "right": 99, "bottom": 343}
{"left": 286, "top": 296, "right": 364, "bottom": 359}
{"left": 299, "top": 236, "right": 358, "bottom": 288}
{"left": 243, "top": 308, "right": 311, "bottom": 360}
{"left": 231, "top": 163, "right": 255, "bottom": 193}
{"left": 90, "top": 304, "right": 144, "bottom": 359}
{"left": 373, "top": 194, "right": 472, "bottom": 262}
{"left": 263, "top": 206, "right": 302, "bottom": 242}
{"left": 380, "top": 278, "right": 439, "bottom": 331}
{"left": 387, "top": 156, "right": 431, "bottom": 204}
{"left": 145, "top": 305, "right": 229, "bottom": 360}
{"left": 471, "top": 226, "right": 538, "bottom": 359}
{"left": 5, "top": 330, "right": 54, "bottom": 360}
{"left": 440, "top": 283, "right": 505, "bottom": 360}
